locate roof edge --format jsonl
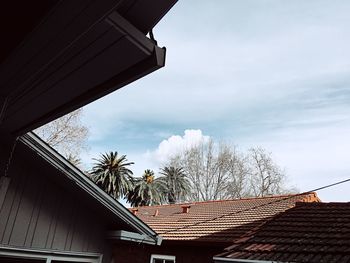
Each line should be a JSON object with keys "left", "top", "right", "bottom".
{"left": 20, "top": 132, "right": 160, "bottom": 245}
{"left": 132, "top": 192, "right": 319, "bottom": 209}
{"left": 300, "top": 191, "right": 320, "bottom": 202}
{"left": 213, "top": 256, "right": 277, "bottom": 263}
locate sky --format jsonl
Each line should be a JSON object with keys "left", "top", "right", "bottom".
{"left": 80, "top": 0, "right": 350, "bottom": 202}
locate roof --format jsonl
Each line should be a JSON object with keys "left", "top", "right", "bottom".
{"left": 20, "top": 132, "right": 161, "bottom": 245}
{"left": 214, "top": 202, "right": 350, "bottom": 263}
{"left": 132, "top": 193, "right": 320, "bottom": 243}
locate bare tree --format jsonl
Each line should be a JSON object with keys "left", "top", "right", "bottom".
{"left": 167, "top": 141, "right": 295, "bottom": 201}
{"left": 248, "top": 147, "right": 287, "bottom": 197}
{"left": 34, "top": 108, "right": 89, "bottom": 159}
{"left": 225, "top": 149, "right": 251, "bottom": 199}
{"left": 176, "top": 140, "right": 225, "bottom": 201}
{"left": 169, "top": 140, "right": 245, "bottom": 201}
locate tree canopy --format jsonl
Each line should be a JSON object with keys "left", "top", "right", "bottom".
{"left": 34, "top": 108, "right": 88, "bottom": 162}
{"left": 89, "top": 141, "right": 296, "bottom": 206}
{"left": 158, "top": 166, "right": 190, "bottom": 204}
{"left": 167, "top": 140, "right": 296, "bottom": 202}
{"left": 127, "top": 169, "right": 166, "bottom": 207}
{"left": 90, "top": 152, "right": 134, "bottom": 199}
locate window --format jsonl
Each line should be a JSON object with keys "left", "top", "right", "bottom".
{"left": 0, "top": 247, "right": 101, "bottom": 263}
{"left": 150, "top": 254, "right": 175, "bottom": 263}
{"left": 0, "top": 257, "right": 45, "bottom": 263}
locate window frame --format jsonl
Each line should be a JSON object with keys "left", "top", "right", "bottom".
{"left": 0, "top": 246, "right": 102, "bottom": 263}
{"left": 150, "top": 254, "right": 176, "bottom": 263}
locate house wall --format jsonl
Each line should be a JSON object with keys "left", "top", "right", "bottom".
{"left": 0, "top": 148, "right": 112, "bottom": 263}
{"left": 113, "top": 241, "right": 225, "bottom": 263}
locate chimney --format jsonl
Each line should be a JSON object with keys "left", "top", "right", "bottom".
{"left": 153, "top": 209, "right": 159, "bottom": 217}
{"left": 131, "top": 208, "right": 138, "bottom": 215}
{"left": 181, "top": 205, "right": 191, "bottom": 213}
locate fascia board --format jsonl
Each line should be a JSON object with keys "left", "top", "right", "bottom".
{"left": 106, "top": 11, "right": 155, "bottom": 54}
{"left": 19, "top": 132, "right": 159, "bottom": 245}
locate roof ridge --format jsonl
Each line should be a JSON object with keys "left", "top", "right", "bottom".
{"left": 133, "top": 192, "right": 318, "bottom": 209}
{"left": 296, "top": 201, "right": 350, "bottom": 206}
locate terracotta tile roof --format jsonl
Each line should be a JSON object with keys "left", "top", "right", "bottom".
{"left": 131, "top": 193, "right": 319, "bottom": 242}
{"left": 215, "top": 202, "right": 350, "bottom": 262}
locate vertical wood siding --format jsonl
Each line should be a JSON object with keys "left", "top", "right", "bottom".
{"left": 0, "top": 161, "right": 106, "bottom": 254}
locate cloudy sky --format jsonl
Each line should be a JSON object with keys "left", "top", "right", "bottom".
{"left": 81, "top": 0, "right": 350, "bottom": 202}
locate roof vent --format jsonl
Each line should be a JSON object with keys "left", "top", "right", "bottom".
{"left": 181, "top": 205, "right": 191, "bottom": 213}
{"left": 131, "top": 208, "right": 138, "bottom": 215}
{"left": 153, "top": 209, "right": 159, "bottom": 217}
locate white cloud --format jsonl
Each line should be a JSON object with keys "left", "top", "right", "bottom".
{"left": 146, "top": 129, "right": 210, "bottom": 165}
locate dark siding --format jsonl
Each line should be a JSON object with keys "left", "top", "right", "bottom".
{"left": 0, "top": 164, "right": 26, "bottom": 245}
{"left": 0, "top": 177, "right": 11, "bottom": 214}
{"left": 9, "top": 168, "right": 38, "bottom": 247}
{"left": 31, "top": 182, "right": 59, "bottom": 248}
{"left": 0, "top": 157, "right": 107, "bottom": 255}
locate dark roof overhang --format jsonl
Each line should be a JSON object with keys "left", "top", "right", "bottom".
{"left": 0, "top": 0, "right": 176, "bottom": 137}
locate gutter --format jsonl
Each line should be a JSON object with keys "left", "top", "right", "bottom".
{"left": 107, "top": 230, "right": 162, "bottom": 246}
{"left": 213, "top": 257, "right": 286, "bottom": 263}
{"left": 20, "top": 132, "right": 161, "bottom": 245}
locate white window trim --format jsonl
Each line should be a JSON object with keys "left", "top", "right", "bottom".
{"left": 150, "top": 254, "right": 176, "bottom": 263}
{"left": 0, "top": 245, "right": 102, "bottom": 263}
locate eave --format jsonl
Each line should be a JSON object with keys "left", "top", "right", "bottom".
{"left": 20, "top": 132, "right": 161, "bottom": 245}
{"left": 0, "top": 0, "right": 176, "bottom": 137}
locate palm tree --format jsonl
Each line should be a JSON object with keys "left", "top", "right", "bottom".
{"left": 159, "top": 166, "right": 190, "bottom": 204}
{"left": 127, "top": 169, "right": 166, "bottom": 207}
{"left": 91, "top": 152, "right": 134, "bottom": 199}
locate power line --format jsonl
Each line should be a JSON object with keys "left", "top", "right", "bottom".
{"left": 309, "top": 177, "right": 350, "bottom": 192}
{"left": 160, "top": 177, "right": 350, "bottom": 234}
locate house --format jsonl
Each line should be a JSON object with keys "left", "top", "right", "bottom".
{"left": 214, "top": 202, "right": 350, "bottom": 263}
{"left": 113, "top": 193, "right": 320, "bottom": 263}
{"left": 0, "top": 0, "right": 177, "bottom": 262}
{"left": 0, "top": 132, "right": 161, "bottom": 263}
